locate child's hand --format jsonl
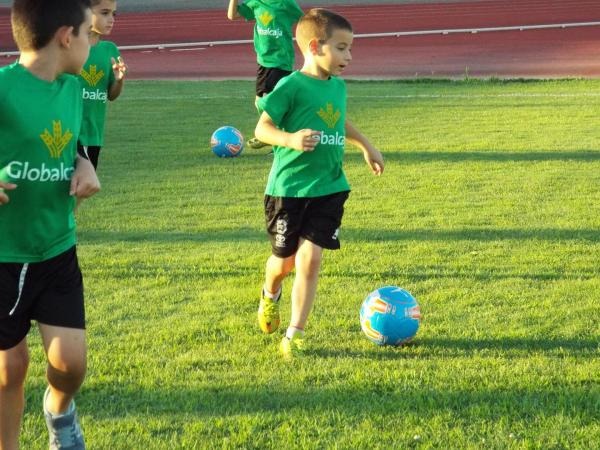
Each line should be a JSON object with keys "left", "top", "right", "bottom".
{"left": 70, "top": 158, "right": 100, "bottom": 199}
{"left": 364, "top": 147, "right": 384, "bottom": 176}
{"left": 288, "top": 129, "right": 321, "bottom": 152}
{"left": 0, "top": 182, "right": 17, "bottom": 205}
{"left": 111, "top": 56, "right": 127, "bottom": 81}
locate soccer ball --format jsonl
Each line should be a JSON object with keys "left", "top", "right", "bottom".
{"left": 360, "top": 286, "right": 421, "bottom": 346}
{"left": 210, "top": 126, "right": 244, "bottom": 157}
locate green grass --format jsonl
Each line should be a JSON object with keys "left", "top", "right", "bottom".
{"left": 21, "top": 79, "right": 600, "bottom": 449}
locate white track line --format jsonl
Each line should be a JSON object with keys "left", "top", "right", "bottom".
{"left": 1, "top": 21, "right": 600, "bottom": 56}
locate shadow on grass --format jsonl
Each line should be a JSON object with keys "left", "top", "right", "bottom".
{"left": 345, "top": 150, "right": 600, "bottom": 164}
{"left": 313, "top": 337, "right": 600, "bottom": 360}
{"left": 65, "top": 379, "right": 600, "bottom": 421}
{"left": 78, "top": 227, "right": 600, "bottom": 244}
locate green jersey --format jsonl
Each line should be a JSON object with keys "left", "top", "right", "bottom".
{"left": 238, "top": 0, "right": 303, "bottom": 71}
{"left": 78, "top": 40, "right": 120, "bottom": 146}
{"left": 258, "top": 71, "right": 350, "bottom": 197}
{"left": 0, "top": 63, "right": 82, "bottom": 263}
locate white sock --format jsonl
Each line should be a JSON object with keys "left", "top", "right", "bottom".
{"left": 263, "top": 286, "right": 281, "bottom": 302}
{"left": 286, "top": 326, "right": 304, "bottom": 340}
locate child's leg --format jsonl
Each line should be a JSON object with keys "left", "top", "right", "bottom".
{"left": 38, "top": 324, "right": 86, "bottom": 414}
{"left": 289, "top": 239, "right": 323, "bottom": 330}
{"left": 0, "top": 338, "right": 29, "bottom": 450}
{"left": 264, "top": 253, "right": 295, "bottom": 295}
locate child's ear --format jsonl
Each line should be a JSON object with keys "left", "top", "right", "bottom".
{"left": 56, "top": 26, "right": 75, "bottom": 49}
{"left": 308, "top": 38, "right": 320, "bottom": 55}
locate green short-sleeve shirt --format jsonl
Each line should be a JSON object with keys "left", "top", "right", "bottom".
{"left": 238, "top": 0, "right": 303, "bottom": 71}
{"left": 258, "top": 71, "right": 350, "bottom": 197}
{"left": 78, "top": 40, "right": 120, "bottom": 146}
{"left": 0, "top": 63, "right": 82, "bottom": 263}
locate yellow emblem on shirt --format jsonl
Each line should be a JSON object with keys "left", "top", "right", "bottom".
{"left": 317, "top": 103, "right": 341, "bottom": 129}
{"left": 40, "top": 121, "right": 73, "bottom": 159}
{"left": 81, "top": 65, "right": 104, "bottom": 87}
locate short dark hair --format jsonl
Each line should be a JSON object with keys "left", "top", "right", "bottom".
{"left": 296, "top": 8, "right": 353, "bottom": 50}
{"left": 11, "top": 0, "right": 91, "bottom": 51}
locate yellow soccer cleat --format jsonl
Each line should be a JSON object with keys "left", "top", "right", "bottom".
{"left": 279, "top": 335, "right": 305, "bottom": 360}
{"left": 258, "top": 293, "right": 280, "bottom": 334}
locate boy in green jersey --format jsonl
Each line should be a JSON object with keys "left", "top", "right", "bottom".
{"left": 254, "top": 9, "right": 384, "bottom": 358}
{"left": 227, "top": 0, "right": 304, "bottom": 149}
{"left": 0, "top": 0, "right": 99, "bottom": 448}
{"left": 78, "top": 0, "right": 127, "bottom": 170}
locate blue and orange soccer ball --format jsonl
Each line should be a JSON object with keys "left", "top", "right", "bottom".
{"left": 210, "top": 126, "right": 244, "bottom": 158}
{"left": 360, "top": 286, "right": 421, "bottom": 346}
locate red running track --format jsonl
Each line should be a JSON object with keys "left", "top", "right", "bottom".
{"left": 1, "top": 0, "right": 600, "bottom": 78}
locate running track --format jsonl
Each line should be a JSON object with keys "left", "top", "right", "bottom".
{"left": 1, "top": 0, "right": 600, "bottom": 78}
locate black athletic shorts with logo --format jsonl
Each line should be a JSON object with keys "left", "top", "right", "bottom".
{"left": 77, "top": 142, "right": 101, "bottom": 170}
{"left": 256, "top": 65, "right": 292, "bottom": 97}
{"left": 0, "top": 246, "right": 85, "bottom": 350}
{"left": 265, "top": 191, "right": 350, "bottom": 258}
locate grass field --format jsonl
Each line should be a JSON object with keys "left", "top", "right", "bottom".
{"left": 20, "top": 79, "right": 600, "bottom": 448}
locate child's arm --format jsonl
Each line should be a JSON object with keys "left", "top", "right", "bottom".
{"left": 0, "top": 182, "right": 17, "bottom": 205}
{"left": 108, "top": 56, "right": 127, "bottom": 101}
{"left": 345, "top": 119, "right": 384, "bottom": 176}
{"left": 227, "top": 0, "right": 242, "bottom": 20}
{"left": 255, "top": 112, "right": 321, "bottom": 152}
{"left": 70, "top": 156, "right": 101, "bottom": 199}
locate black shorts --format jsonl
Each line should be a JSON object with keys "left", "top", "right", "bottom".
{"left": 77, "top": 142, "right": 102, "bottom": 170}
{"left": 265, "top": 191, "right": 350, "bottom": 258}
{"left": 0, "top": 246, "right": 85, "bottom": 350}
{"left": 256, "top": 65, "right": 292, "bottom": 97}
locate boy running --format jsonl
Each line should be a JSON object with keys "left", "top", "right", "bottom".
{"left": 0, "top": 0, "right": 99, "bottom": 448}
{"left": 254, "top": 8, "right": 384, "bottom": 358}
{"left": 78, "top": 0, "right": 126, "bottom": 170}
{"left": 227, "top": 0, "right": 304, "bottom": 149}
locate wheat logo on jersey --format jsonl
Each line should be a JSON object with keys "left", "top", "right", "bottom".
{"left": 81, "top": 65, "right": 108, "bottom": 102}
{"left": 258, "top": 11, "right": 274, "bottom": 26}
{"left": 257, "top": 10, "right": 283, "bottom": 38}
{"left": 315, "top": 103, "right": 345, "bottom": 146}
{"left": 81, "top": 65, "right": 104, "bottom": 87}
{"left": 3, "top": 120, "right": 74, "bottom": 181}
{"left": 318, "top": 103, "right": 341, "bottom": 128}
{"left": 40, "top": 121, "right": 73, "bottom": 159}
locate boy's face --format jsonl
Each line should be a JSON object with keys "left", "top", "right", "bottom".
{"left": 92, "top": 0, "right": 117, "bottom": 35}
{"left": 65, "top": 8, "right": 93, "bottom": 74}
{"left": 316, "top": 29, "right": 353, "bottom": 77}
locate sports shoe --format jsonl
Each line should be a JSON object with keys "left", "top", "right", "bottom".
{"left": 247, "top": 137, "right": 270, "bottom": 149}
{"left": 258, "top": 290, "right": 280, "bottom": 334}
{"left": 44, "top": 387, "right": 85, "bottom": 450}
{"left": 279, "top": 335, "right": 305, "bottom": 360}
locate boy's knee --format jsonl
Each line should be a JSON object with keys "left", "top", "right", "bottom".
{"left": 296, "top": 250, "right": 322, "bottom": 274}
{"left": 0, "top": 351, "right": 29, "bottom": 389}
{"left": 47, "top": 356, "right": 86, "bottom": 386}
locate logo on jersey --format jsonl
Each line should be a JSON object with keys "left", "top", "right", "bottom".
{"left": 4, "top": 162, "right": 74, "bottom": 182}
{"left": 315, "top": 103, "right": 345, "bottom": 146}
{"left": 317, "top": 103, "right": 341, "bottom": 129}
{"left": 257, "top": 11, "right": 283, "bottom": 38}
{"left": 81, "top": 65, "right": 104, "bottom": 87}
{"left": 258, "top": 11, "right": 274, "bottom": 26}
{"left": 40, "top": 121, "right": 73, "bottom": 159}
